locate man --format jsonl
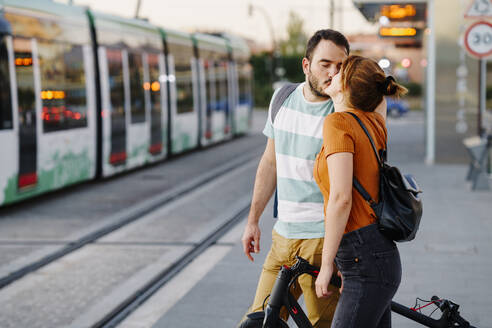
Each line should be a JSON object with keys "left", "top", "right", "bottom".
{"left": 240, "top": 29, "right": 350, "bottom": 327}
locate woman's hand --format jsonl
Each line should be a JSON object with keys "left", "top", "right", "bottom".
{"left": 315, "top": 265, "right": 334, "bottom": 298}
{"left": 338, "top": 270, "right": 344, "bottom": 294}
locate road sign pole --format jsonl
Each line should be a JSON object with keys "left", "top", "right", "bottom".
{"left": 426, "top": 0, "right": 436, "bottom": 165}
{"left": 479, "top": 58, "right": 487, "bottom": 136}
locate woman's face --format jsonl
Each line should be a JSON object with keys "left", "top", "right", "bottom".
{"left": 324, "top": 70, "right": 342, "bottom": 98}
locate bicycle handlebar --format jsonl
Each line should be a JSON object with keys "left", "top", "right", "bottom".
{"left": 430, "top": 296, "right": 446, "bottom": 310}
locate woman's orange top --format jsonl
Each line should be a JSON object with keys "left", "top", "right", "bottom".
{"left": 313, "top": 109, "right": 387, "bottom": 234}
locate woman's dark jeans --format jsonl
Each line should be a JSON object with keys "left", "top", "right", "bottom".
{"left": 332, "top": 224, "right": 401, "bottom": 328}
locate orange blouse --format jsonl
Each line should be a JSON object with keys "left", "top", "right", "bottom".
{"left": 313, "top": 109, "right": 387, "bottom": 234}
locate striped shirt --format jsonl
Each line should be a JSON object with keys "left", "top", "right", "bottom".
{"left": 263, "top": 83, "right": 334, "bottom": 239}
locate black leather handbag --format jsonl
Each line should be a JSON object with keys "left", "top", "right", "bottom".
{"left": 347, "top": 112, "right": 423, "bottom": 242}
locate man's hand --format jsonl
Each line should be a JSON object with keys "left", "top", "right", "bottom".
{"left": 315, "top": 264, "right": 334, "bottom": 298}
{"left": 241, "top": 222, "right": 261, "bottom": 262}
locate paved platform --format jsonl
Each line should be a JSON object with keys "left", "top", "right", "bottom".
{"left": 134, "top": 111, "right": 492, "bottom": 328}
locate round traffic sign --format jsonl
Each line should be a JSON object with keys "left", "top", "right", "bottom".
{"left": 464, "top": 21, "right": 492, "bottom": 58}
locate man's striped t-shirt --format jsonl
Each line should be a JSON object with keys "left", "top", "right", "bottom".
{"left": 263, "top": 83, "right": 334, "bottom": 239}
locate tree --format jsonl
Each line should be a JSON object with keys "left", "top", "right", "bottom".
{"left": 279, "top": 11, "right": 308, "bottom": 56}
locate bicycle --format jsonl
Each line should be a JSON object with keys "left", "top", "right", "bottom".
{"left": 240, "top": 256, "right": 476, "bottom": 328}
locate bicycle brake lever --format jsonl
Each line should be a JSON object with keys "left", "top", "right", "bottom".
{"left": 431, "top": 296, "right": 449, "bottom": 312}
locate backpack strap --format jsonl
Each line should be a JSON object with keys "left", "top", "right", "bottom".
{"left": 346, "top": 112, "right": 385, "bottom": 206}
{"left": 346, "top": 112, "right": 383, "bottom": 166}
{"left": 270, "top": 83, "right": 300, "bottom": 123}
{"left": 271, "top": 83, "right": 299, "bottom": 218}
{"left": 353, "top": 178, "right": 376, "bottom": 205}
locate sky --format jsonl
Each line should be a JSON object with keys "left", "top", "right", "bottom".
{"left": 63, "top": 0, "right": 377, "bottom": 48}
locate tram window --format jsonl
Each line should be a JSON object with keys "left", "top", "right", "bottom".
{"left": 38, "top": 41, "right": 88, "bottom": 132}
{"left": 147, "top": 53, "right": 161, "bottom": 115}
{"left": 64, "top": 45, "right": 87, "bottom": 129}
{"left": 107, "top": 48, "right": 126, "bottom": 161}
{"left": 215, "top": 61, "right": 228, "bottom": 112}
{"left": 205, "top": 61, "right": 214, "bottom": 114}
{"left": 174, "top": 64, "right": 193, "bottom": 114}
{"left": 14, "top": 38, "right": 35, "bottom": 132}
{"left": 128, "top": 52, "right": 145, "bottom": 123}
{"left": 0, "top": 37, "right": 13, "bottom": 130}
{"left": 239, "top": 77, "right": 248, "bottom": 104}
{"left": 214, "top": 65, "right": 222, "bottom": 111}
{"left": 168, "top": 42, "right": 194, "bottom": 114}
{"left": 238, "top": 62, "right": 252, "bottom": 105}
{"left": 106, "top": 48, "right": 125, "bottom": 120}
{"left": 174, "top": 62, "right": 193, "bottom": 114}
{"left": 148, "top": 53, "right": 162, "bottom": 153}
{"left": 206, "top": 77, "right": 213, "bottom": 112}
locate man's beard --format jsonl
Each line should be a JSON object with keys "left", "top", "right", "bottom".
{"left": 308, "top": 71, "right": 331, "bottom": 99}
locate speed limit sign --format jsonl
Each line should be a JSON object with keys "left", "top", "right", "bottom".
{"left": 464, "top": 21, "right": 492, "bottom": 58}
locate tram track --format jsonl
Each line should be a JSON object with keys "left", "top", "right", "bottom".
{"left": 91, "top": 198, "right": 250, "bottom": 328}
{"left": 0, "top": 149, "right": 261, "bottom": 290}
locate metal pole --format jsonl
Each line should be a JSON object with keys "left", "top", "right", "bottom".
{"left": 479, "top": 58, "right": 486, "bottom": 136}
{"left": 330, "top": 0, "right": 335, "bottom": 29}
{"left": 135, "top": 0, "right": 142, "bottom": 19}
{"left": 256, "top": 6, "right": 276, "bottom": 54}
{"left": 425, "top": 0, "right": 436, "bottom": 165}
{"left": 339, "top": 0, "right": 343, "bottom": 32}
{"left": 249, "top": 4, "right": 276, "bottom": 82}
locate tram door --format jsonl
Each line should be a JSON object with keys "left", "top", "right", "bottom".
{"left": 14, "top": 38, "right": 37, "bottom": 189}
{"left": 106, "top": 48, "right": 126, "bottom": 166}
{"left": 0, "top": 35, "right": 16, "bottom": 203}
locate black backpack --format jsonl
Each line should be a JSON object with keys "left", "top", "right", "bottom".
{"left": 347, "top": 112, "right": 423, "bottom": 242}
{"left": 270, "top": 83, "right": 300, "bottom": 218}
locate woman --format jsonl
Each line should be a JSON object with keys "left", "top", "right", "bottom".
{"left": 313, "top": 55, "right": 407, "bottom": 327}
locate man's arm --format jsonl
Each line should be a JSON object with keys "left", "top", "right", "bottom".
{"left": 241, "top": 137, "right": 277, "bottom": 262}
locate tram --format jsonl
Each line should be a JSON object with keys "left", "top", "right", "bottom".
{"left": 0, "top": 0, "right": 253, "bottom": 206}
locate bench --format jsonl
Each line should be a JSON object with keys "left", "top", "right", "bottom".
{"left": 463, "top": 135, "right": 491, "bottom": 190}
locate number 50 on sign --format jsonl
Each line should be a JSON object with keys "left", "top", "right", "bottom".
{"left": 464, "top": 21, "right": 492, "bottom": 58}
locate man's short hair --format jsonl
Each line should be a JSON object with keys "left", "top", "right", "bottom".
{"left": 305, "top": 29, "right": 350, "bottom": 61}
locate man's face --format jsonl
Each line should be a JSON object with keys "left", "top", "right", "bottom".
{"left": 303, "top": 40, "right": 348, "bottom": 98}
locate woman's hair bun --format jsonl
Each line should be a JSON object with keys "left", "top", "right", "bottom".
{"left": 340, "top": 55, "right": 409, "bottom": 112}
{"left": 378, "top": 75, "right": 407, "bottom": 97}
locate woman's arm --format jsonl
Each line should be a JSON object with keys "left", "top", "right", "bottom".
{"left": 315, "top": 152, "right": 353, "bottom": 298}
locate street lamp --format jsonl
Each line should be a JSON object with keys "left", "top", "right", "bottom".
{"left": 248, "top": 3, "right": 276, "bottom": 55}
{"left": 248, "top": 3, "right": 279, "bottom": 83}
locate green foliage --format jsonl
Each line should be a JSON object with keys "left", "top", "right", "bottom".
{"left": 253, "top": 82, "right": 274, "bottom": 108}
{"left": 279, "top": 11, "right": 308, "bottom": 56}
{"left": 487, "top": 86, "right": 492, "bottom": 100}
{"left": 251, "top": 53, "right": 305, "bottom": 107}
{"left": 249, "top": 10, "right": 308, "bottom": 107}
{"left": 250, "top": 53, "right": 274, "bottom": 107}
{"left": 279, "top": 55, "right": 304, "bottom": 82}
